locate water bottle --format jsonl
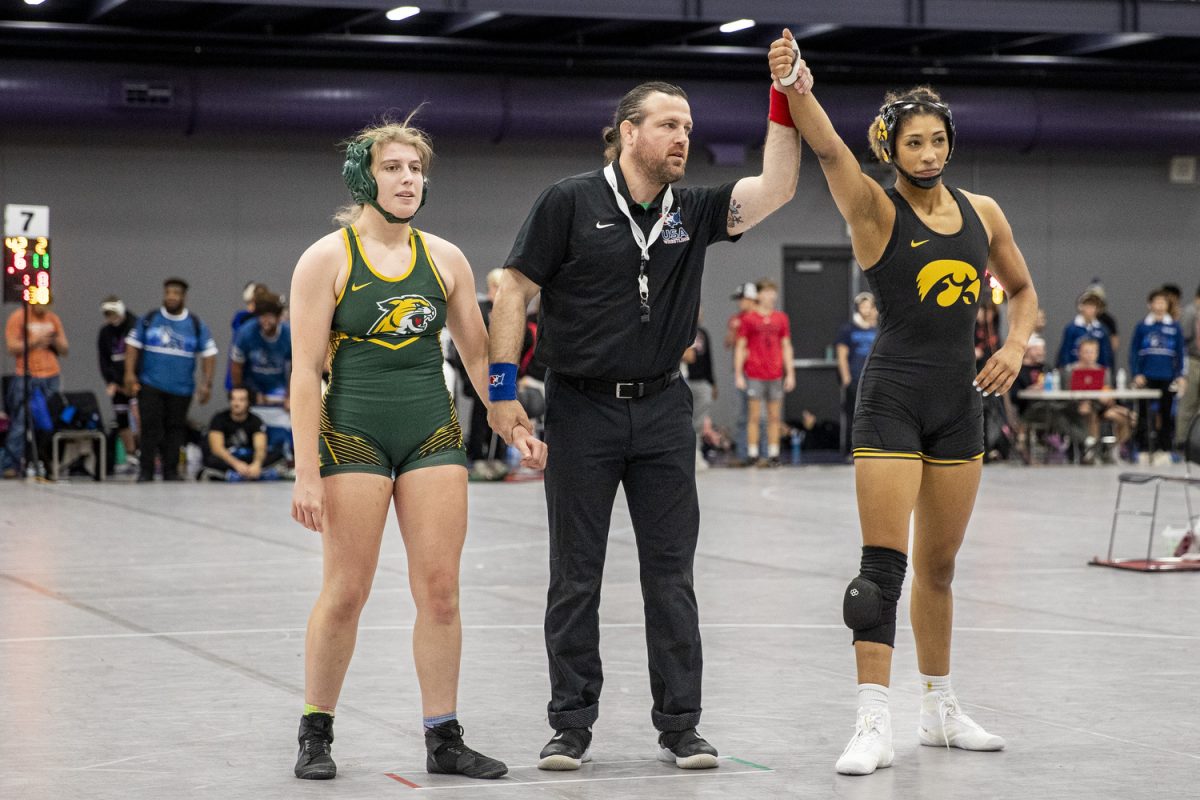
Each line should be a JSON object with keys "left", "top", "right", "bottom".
{"left": 790, "top": 429, "right": 803, "bottom": 465}
{"left": 114, "top": 437, "right": 126, "bottom": 465}
{"left": 1042, "top": 370, "right": 1054, "bottom": 392}
{"left": 1116, "top": 368, "right": 1128, "bottom": 390}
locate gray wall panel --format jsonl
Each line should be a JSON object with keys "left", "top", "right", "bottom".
{"left": 1, "top": 133, "right": 1195, "bottom": 436}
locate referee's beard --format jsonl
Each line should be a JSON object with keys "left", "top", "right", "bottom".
{"left": 631, "top": 142, "right": 686, "bottom": 187}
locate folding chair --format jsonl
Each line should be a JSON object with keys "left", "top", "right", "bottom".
{"left": 1093, "top": 414, "right": 1200, "bottom": 571}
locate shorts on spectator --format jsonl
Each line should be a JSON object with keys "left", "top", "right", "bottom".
{"left": 746, "top": 378, "right": 784, "bottom": 402}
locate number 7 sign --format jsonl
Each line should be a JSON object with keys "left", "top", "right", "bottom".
{"left": 4, "top": 205, "right": 49, "bottom": 238}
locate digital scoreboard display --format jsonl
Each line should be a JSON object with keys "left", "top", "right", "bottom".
{"left": 3, "top": 236, "right": 51, "bottom": 305}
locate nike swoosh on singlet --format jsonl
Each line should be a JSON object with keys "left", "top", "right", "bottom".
{"left": 595, "top": 222, "right": 616, "bottom": 229}
{"left": 351, "top": 282, "right": 373, "bottom": 291}
{"left": 910, "top": 239, "right": 930, "bottom": 248}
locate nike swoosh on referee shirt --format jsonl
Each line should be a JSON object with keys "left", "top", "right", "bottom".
{"left": 910, "top": 239, "right": 930, "bottom": 248}
{"left": 351, "top": 282, "right": 373, "bottom": 291}
{"left": 595, "top": 222, "right": 616, "bottom": 229}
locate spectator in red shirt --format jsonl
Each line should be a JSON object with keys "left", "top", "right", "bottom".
{"left": 735, "top": 280, "right": 795, "bottom": 466}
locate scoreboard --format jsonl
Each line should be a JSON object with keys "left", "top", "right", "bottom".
{"left": 3, "top": 236, "right": 51, "bottom": 305}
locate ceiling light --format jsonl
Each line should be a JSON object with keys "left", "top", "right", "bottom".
{"left": 719, "top": 19, "right": 755, "bottom": 34}
{"left": 386, "top": 6, "right": 420, "bottom": 22}
{"left": 24, "top": 0, "right": 48, "bottom": 5}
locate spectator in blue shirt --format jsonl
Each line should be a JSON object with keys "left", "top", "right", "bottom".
{"left": 1057, "top": 290, "right": 1113, "bottom": 368}
{"left": 1130, "top": 288, "right": 1187, "bottom": 457}
{"left": 230, "top": 292, "right": 291, "bottom": 407}
{"left": 225, "top": 281, "right": 268, "bottom": 392}
{"left": 124, "top": 277, "right": 218, "bottom": 482}
{"left": 835, "top": 292, "right": 878, "bottom": 454}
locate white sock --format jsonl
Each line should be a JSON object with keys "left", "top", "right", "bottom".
{"left": 767, "top": 444, "right": 780, "bottom": 457}
{"left": 920, "top": 672, "right": 952, "bottom": 696}
{"left": 857, "top": 683, "right": 889, "bottom": 710}
{"left": 748, "top": 444, "right": 759, "bottom": 458}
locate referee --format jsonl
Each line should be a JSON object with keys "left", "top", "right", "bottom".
{"left": 487, "top": 68, "right": 810, "bottom": 770}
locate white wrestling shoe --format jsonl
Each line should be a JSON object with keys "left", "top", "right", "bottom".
{"left": 918, "top": 691, "right": 1006, "bottom": 751}
{"left": 835, "top": 706, "right": 894, "bottom": 775}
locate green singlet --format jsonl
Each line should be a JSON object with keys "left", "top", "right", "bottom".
{"left": 317, "top": 226, "right": 466, "bottom": 478}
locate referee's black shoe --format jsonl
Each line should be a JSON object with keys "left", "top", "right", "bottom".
{"left": 537, "top": 727, "right": 592, "bottom": 770}
{"left": 657, "top": 728, "right": 719, "bottom": 769}
{"left": 294, "top": 713, "right": 336, "bottom": 779}
{"left": 425, "top": 721, "right": 508, "bottom": 779}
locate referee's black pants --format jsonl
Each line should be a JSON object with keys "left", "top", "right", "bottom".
{"left": 542, "top": 372, "right": 703, "bottom": 733}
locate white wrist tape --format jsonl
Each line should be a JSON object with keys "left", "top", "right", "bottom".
{"left": 779, "top": 39, "right": 803, "bottom": 87}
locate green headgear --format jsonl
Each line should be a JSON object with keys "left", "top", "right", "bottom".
{"left": 342, "top": 137, "right": 428, "bottom": 224}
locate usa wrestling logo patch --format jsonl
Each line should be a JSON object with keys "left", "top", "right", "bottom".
{"left": 661, "top": 209, "right": 690, "bottom": 245}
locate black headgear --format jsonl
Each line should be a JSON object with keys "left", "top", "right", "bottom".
{"left": 874, "top": 99, "right": 956, "bottom": 190}
{"left": 342, "top": 137, "right": 428, "bottom": 224}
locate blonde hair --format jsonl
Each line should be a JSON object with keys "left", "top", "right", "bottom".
{"left": 866, "top": 85, "right": 945, "bottom": 163}
{"left": 333, "top": 109, "right": 434, "bottom": 227}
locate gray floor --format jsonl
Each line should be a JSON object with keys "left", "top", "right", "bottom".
{"left": 2, "top": 463, "right": 1198, "bottom": 800}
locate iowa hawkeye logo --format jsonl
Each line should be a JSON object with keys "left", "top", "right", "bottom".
{"left": 916, "top": 260, "right": 980, "bottom": 308}
{"left": 369, "top": 294, "right": 437, "bottom": 336}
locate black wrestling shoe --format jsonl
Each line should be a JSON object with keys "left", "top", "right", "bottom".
{"left": 657, "top": 728, "right": 719, "bottom": 769}
{"left": 295, "top": 713, "right": 336, "bottom": 779}
{"left": 537, "top": 727, "right": 592, "bottom": 770}
{"left": 425, "top": 721, "right": 508, "bottom": 779}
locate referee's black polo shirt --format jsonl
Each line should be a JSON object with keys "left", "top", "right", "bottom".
{"left": 506, "top": 162, "right": 739, "bottom": 382}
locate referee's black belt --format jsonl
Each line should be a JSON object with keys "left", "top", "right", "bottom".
{"left": 560, "top": 370, "right": 681, "bottom": 400}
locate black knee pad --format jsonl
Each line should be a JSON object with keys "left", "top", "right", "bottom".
{"left": 843, "top": 545, "right": 907, "bottom": 647}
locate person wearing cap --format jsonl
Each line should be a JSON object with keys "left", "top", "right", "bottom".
{"left": 124, "top": 277, "right": 218, "bottom": 482}
{"left": 98, "top": 296, "right": 139, "bottom": 469}
{"left": 1056, "top": 290, "right": 1114, "bottom": 369}
{"left": 225, "top": 282, "right": 269, "bottom": 392}
{"left": 230, "top": 291, "right": 291, "bottom": 408}
{"left": 834, "top": 292, "right": 879, "bottom": 455}
{"left": 726, "top": 281, "right": 760, "bottom": 462}
{"left": 1084, "top": 281, "right": 1120, "bottom": 358}
{"left": 725, "top": 282, "right": 759, "bottom": 348}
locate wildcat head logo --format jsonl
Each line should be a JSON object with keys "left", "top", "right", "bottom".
{"left": 915, "top": 260, "right": 980, "bottom": 308}
{"left": 370, "top": 295, "right": 436, "bottom": 336}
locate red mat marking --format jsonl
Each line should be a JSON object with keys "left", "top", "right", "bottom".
{"left": 1090, "top": 557, "right": 1200, "bottom": 572}
{"left": 385, "top": 772, "right": 422, "bottom": 788}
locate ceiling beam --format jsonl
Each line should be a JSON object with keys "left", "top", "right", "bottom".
{"left": 135, "top": 0, "right": 1200, "bottom": 38}
{"left": 89, "top": 0, "right": 130, "bottom": 22}
{"left": 439, "top": 11, "right": 502, "bottom": 36}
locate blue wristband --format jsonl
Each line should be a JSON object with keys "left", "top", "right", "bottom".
{"left": 488, "top": 363, "right": 519, "bottom": 402}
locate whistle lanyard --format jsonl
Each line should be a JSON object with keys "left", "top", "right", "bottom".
{"left": 603, "top": 162, "right": 673, "bottom": 323}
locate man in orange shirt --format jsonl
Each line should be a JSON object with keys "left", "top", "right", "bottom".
{"left": 3, "top": 304, "right": 69, "bottom": 477}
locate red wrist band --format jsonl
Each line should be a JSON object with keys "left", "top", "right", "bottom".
{"left": 768, "top": 85, "right": 796, "bottom": 128}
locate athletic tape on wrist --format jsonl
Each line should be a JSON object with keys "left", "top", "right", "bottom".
{"left": 778, "top": 39, "right": 803, "bottom": 86}
{"left": 488, "top": 363, "right": 518, "bottom": 402}
{"left": 768, "top": 86, "right": 796, "bottom": 128}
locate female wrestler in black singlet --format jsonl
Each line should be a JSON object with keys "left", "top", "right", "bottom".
{"left": 769, "top": 30, "right": 1038, "bottom": 775}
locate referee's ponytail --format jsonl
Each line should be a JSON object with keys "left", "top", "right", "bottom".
{"left": 603, "top": 81, "right": 688, "bottom": 163}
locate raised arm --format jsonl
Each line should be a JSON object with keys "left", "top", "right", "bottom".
{"left": 727, "top": 119, "right": 800, "bottom": 237}
{"left": 768, "top": 29, "right": 894, "bottom": 263}
{"left": 971, "top": 195, "right": 1038, "bottom": 396}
